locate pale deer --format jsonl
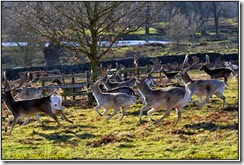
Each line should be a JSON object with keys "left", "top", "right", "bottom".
{"left": 89, "top": 81, "right": 137, "bottom": 121}
{"left": 176, "top": 56, "right": 226, "bottom": 109}
{"left": 135, "top": 77, "right": 191, "bottom": 125}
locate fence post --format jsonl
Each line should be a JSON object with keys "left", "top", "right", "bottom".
{"left": 159, "top": 70, "right": 162, "bottom": 84}
{"left": 72, "top": 75, "right": 75, "bottom": 101}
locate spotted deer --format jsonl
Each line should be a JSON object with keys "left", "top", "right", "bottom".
{"left": 176, "top": 55, "right": 226, "bottom": 109}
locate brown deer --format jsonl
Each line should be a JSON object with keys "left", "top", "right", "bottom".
{"left": 199, "top": 55, "right": 235, "bottom": 84}
{"left": 2, "top": 77, "right": 62, "bottom": 135}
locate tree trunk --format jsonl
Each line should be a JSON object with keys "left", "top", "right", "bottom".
{"left": 90, "top": 56, "right": 99, "bottom": 83}
{"left": 87, "top": 57, "right": 98, "bottom": 106}
{"left": 145, "top": 3, "right": 150, "bottom": 35}
{"left": 212, "top": 2, "right": 219, "bottom": 36}
{"left": 214, "top": 15, "right": 219, "bottom": 36}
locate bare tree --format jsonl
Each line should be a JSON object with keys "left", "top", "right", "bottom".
{"left": 210, "top": 2, "right": 221, "bottom": 36}
{"left": 188, "top": 11, "right": 201, "bottom": 40}
{"left": 4, "top": 2, "right": 147, "bottom": 81}
{"left": 166, "top": 10, "right": 190, "bottom": 51}
{"left": 209, "top": 2, "right": 231, "bottom": 37}
{"left": 2, "top": 3, "right": 42, "bottom": 67}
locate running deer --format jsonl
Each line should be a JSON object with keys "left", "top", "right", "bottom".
{"left": 13, "top": 82, "right": 43, "bottom": 100}
{"left": 100, "top": 76, "right": 136, "bottom": 90}
{"left": 175, "top": 55, "right": 226, "bottom": 109}
{"left": 22, "top": 93, "right": 73, "bottom": 126}
{"left": 11, "top": 81, "right": 72, "bottom": 126}
{"left": 135, "top": 77, "right": 191, "bottom": 125}
{"left": 99, "top": 86, "right": 138, "bottom": 97}
{"left": 2, "top": 79, "right": 62, "bottom": 135}
{"left": 199, "top": 55, "right": 235, "bottom": 84}
{"left": 89, "top": 80, "right": 137, "bottom": 121}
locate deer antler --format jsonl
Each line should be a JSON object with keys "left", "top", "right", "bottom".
{"left": 181, "top": 55, "right": 199, "bottom": 74}
{"left": 205, "top": 54, "right": 210, "bottom": 64}
{"left": 134, "top": 58, "right": 140, "bottom": 78}
{"left": 182, "top": 54, "right": 189, "bottom": 69}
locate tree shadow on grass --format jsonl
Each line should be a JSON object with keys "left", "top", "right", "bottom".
{"left": 37, "top": 133, "right": 73, "bottom": 142}
{"left": 76, "top": 133, "right": 96, "bottom": 139}
{"left": 184, "top": 122, "right": 238, "bottom": 132}
{"left": 40, "top": 124, "right": 96, "bottom": 131}
{"left": 37, "top": 132, "right": 96, "bottom": 143}
{"left": 65, "top": 124, "right": 97, "bottom": 129}
{"left": 40, "top": 125, "right": 58, "bottom": 130}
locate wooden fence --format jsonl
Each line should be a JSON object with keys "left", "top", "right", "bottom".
{"left": 38, "top": 72, "right": 91, "bottom": 105}
{"left": 35, "top": 66, "right": 167, "bottom": 105}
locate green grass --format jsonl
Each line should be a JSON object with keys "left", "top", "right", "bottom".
{"left": 1, "top": 74, "right": 239, "bottom": 160}
{"left": 129, "top": 27, "right": 157, "bottom": 35}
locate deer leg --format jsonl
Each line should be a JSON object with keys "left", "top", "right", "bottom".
{"left": 216, "top": 93, "right": 226, "bottom": 108}
{"left": 9, "top": 116, "right": 20, "bottom": 135}
{"left": 135, "top": 90, "right": 145, "bottom": 105}
{"left": 139, "top": 104, "right": 152, "bottom": 124}
{"left": 102, "top": 108, "right": 108, "bottom": 116}
{"left": 153, "top": 107, "right": 172, "bottom": 124}
{"left": 106, "top": 106, "right": 119, "bottom": 120}
{"left": 45, "top": 110, "right": 63, "bottom": 128}
{"left": 196, "top": 95, "right": 210, "bottom": 110}
{"left": 147, "top": 108, "right": 157, "bottom": 122}
{"left": 119, "top": 107, "right": 127, "bottom": 121}
{"left": 224, "top": 76, "right": 228, "bottom": 84}
{"left": 94, "top": 105, "right": 103, "bottom": 116}
{"left": 199, "top": 96, "right": 203, "bottom": 104}
{"left": 4, "top": 116, "right": 13, "bottom": 132}
{"left": 3, "top": 110, "right": 11, "bottom": 119}
{"left": 22, "top": 117, "right": 31, "bottom": 126}
{"left": 60, "top": 111, "right": 73, "bottom": 123}
{"left": 174, "top": 107, "right": 183, "bottom": 126}
{"left": 35, "top": 115, "right": 44, "bottom": 126}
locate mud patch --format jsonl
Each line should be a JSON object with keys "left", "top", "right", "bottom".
{"left": 86, "top": 133, "right": 122, "bottom": 147}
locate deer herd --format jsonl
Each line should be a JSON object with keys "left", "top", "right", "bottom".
{"left": 1, "top": 54, "right": 238, "bottom": 135}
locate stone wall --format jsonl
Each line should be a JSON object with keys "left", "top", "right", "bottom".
{"left": 4, "top": 53, "right": 238, "bottom": 80}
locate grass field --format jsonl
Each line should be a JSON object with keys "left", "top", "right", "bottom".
{"left": 1, "top": 73, "right": 239, "bottom": 160}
